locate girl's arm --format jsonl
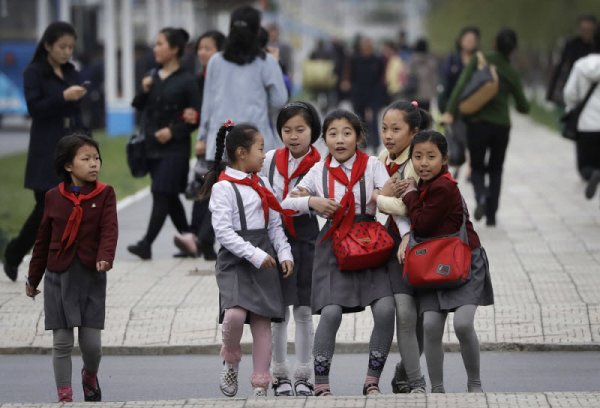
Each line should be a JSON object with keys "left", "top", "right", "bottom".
{"left": 209, "top": 182, "right": 269, "bottom": 269}
{"left": 402, "top": 182, "right": 454, "bottom": 237}
{"left": 96, "top": 187, "right": 118, "bottom": 270}
{"left": 563, "top": 63, "right": 583, "bottom": 112}
{"left": 262, "top": 54, "right": 288, "bottom": 110}
{"left": 281, "top": 164, "right": 319, "bottom": 213}
{"left": 169, "top": 76, "right": 202, "bottom": 141}
{"left": 510, "top": 71, "right": 530, "bottom": 114}
{"left": 27, "top": 193, "right": 53, "bottom": 288}
{"left": 23, "top": 67, "right": 69, "bottom": 119}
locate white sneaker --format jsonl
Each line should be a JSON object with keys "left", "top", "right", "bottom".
{"left": 219, "top": 363, "right": 238, "bottom": 397}
{"left": 252, "top": 387, "right": 267, "bottom": 397}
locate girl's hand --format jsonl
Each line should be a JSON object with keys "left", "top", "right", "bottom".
{"left": 309, "top": 197, "right": 340, "bottom": 218}
{"left": 195, "top": 140, "right": 206, "bottom": 156}
{"left": 441, "top": 112, "right": 454, "bottom": 125}
{"left": 142, "top": 76, "right": 153, "bottom": 93}
{"left": 182, "top": 108, "right": 199, "bottom": 125}
{"left": 290, "top": 186, "right": 310, "bottom": 198}
{"left": 155, "top": 127, "right": 173, "bottom": 144}
{"left": 63, "top": 85, "right": 87, "bottom": 101}
{"left": 260, "top": 255, "right": 277, "bottom": 269}
{"left": 400, "top": 178, "right": 418, "bottom": 197}
{"left": 397, "top": 234, "right": 410, "bottom": 264}
{"left": 380, "top": 178, "right": 404, "bottom": 197}
{"left": 25, "top": 281, "right": 40, "bottom": 298}
{"left": 281, "top": 260, "right": 294, "bottom": 278}
{"left": 96, "top": 261, "right": 111, "bottom": 272}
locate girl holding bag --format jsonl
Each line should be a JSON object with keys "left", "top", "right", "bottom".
{"left": 399, "top": 130, "right": 493, "bottom": 393}
{"left": 282, "top": 109, "right": 395, "bottom": 396}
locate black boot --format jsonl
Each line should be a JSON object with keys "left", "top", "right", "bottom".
{"left": 127, "top": 240, "right": 152, "bottom": 260}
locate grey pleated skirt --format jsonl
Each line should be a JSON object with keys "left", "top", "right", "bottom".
{"left": 44, "top": 257, "right": 107, "bottom": 330}
{"left": 386, "top": 221, "right": 416, "bottom": 296}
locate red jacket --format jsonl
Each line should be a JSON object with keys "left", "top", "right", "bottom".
{"left": 403, "top": 171, "right": 481, "bottom": 249}
{"left": 28, "top": 183, "right": 118, "bottom": 288}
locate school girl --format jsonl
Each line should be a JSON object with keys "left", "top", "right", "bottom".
{"left": 259, "top": 102, "right": 321, "bottom": 396}
{"left": 26, "top": 134, "right": 118, "bottom": 402}
{"left": 375, "top": 100, "right": 431, "bottom": 393}
{"left": 202, "top": 122, "right": 295, "bottom": 398}
{"left": 282, "top": 109, "right": 395, "bottom": 396}
{"left": 399, "top": 130, "right": 494, "bottom": 393}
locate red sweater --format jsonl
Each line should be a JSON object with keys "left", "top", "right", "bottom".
{"left": 28, "top": 183, "right": 118, "bottom": 288}
{"left": 402, "top": 171, "right": 480, "bottom": 249}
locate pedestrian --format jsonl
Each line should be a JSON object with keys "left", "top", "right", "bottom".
{"left": 259, "top": 102, "right": 321, "bottom": 397}
{"left": 197, "top": 6, "right": 288, "bottom": 164}
{"left": 4, "top": 22, "right": 87, "bottom": 281}
{"left": 564, "top": 25, "right": 600, "bottom": 196}
{"left": 376, "top": 100, "right": 431, "bottom": 394}
{"left": 173, "top": 30, "right": 226, "bottom": 260}
{"left": 381, "top": 40, "right": 407, "bottom": 102}
{"left": 282, "top": 109, "right": 395, "bottom": 396}
{"left": 442, "top": 28, "right": 530, "bottom": 226}
{"left": 201, "top": 122, "right": 295, "bottom": 398}
{"left": 398, "top": 130, "right": 493, "bottom": 393}
{"left": 127, "top": 27, "right": 201, "bottom": 260}
{"left": 25, "top": 134, "right": 118, "bottom": 403}
{"left": 405, "top": 38, "right": 438, "bottom": 112}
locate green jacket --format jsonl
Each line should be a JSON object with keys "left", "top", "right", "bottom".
{"left": 446, "top": 51, "right": 530, "bottom": 127}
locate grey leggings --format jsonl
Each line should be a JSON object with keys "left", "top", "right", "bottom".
{"left": 53, "top": 328, "right": 102, "bottom": 387}
{"left": 313, "top": 296, "right": 395, "bottom": 384}
{"left": 394, "top": 294, "right": 423, "bottom": 383}
{"left": 423, "top": 304, "right": 482, "bottom": 393}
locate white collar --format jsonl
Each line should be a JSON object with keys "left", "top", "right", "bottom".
{"left": 224, "top": 166, "right": 252, "bottom": 180}
{"left": 329, "top": 152, "right": 357, "bottom": 170}
{"left": 289, "top": 147, "right": 312, "bottom": 163}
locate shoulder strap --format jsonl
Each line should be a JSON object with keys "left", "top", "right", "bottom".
{"left": 397, "top": 159, "right": 410, "bottom": 180}
{"left": 457, "top": 196, "right": 469, "bottom": 245}
{"left": 268, "top": 156, "right": 277, "bottom": 188}
{"left": 229, "top": 183, "right": 247, "bottom": 231}
{"left": 322, "top": 165, "right": 329, "bottom": 198}
{"left": 359, "top": 176, "right": 366, "bottom": 215}
{"left": 580, "top": 82, "right": 599, "bottom": 111}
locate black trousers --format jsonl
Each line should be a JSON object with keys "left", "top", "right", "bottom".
{"left": 352, "top": 99, "right": 381, "bottom": 150}
{"left": 5, "top": 190, "right": 46, "bottom": 266}
{"left": 466, "top": 121, "right": 511, "bottom": 220}
{"left": 190, "top": 198, "right": 215, "bottom": 245}
{"left": 575, "top": 132, "right": 600, "bottom": 180}
{"left": 144, "top": 192, "right": 189, "bottom": 245}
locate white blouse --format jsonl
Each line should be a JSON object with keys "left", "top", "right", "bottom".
{"left": 209, "top": 166, "right": 293, "bottom": 269}
{"left": 260, "top": 148, "right": 318, "bottom": 201}
{"left": 281, "top": 154, "right": 389, "bottom": 216}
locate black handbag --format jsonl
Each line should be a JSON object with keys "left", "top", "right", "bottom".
{"left": 126, "top": 114, "right": 148, "bottom": 178}
{"left": 560, "top": 82, "right": 598, "bottom": 141}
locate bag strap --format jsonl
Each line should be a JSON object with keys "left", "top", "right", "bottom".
{"left": 229, "top": 183, "right": 248, "bottom": 231}
{"left": 457, "top": 196, "right": 470, "bottom": 245}
{"left": 268, "top": 156, "right": 276, "bottom": 188}
{"left": 578, "top": 82, "right": 599, "bottom": 112}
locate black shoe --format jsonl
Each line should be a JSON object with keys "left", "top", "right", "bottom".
{"left": 3, "top": 262, "right": 18, "bottom": 282}
{"left": 391, "top": 363, "right": 411, "bottom": 394}
{"left": 585, "top": 171, "right": 600, "bottom": 199}
{"left": 82, "top": 370, "right": 102, "bottom": 402}
{"left": 127, "top": 240, "right": 151, "bottom": 260}
{"left": 486, "top": 216, "right": 496, "bottom": 227}
{"left": 474, "top": 201, "right": 486, "bottom": 222}
{"left": 173, "top": 251, "right": 192, "bottom": 258}
{"left": 200, "top": 242, "right": 217, "bottom": 261}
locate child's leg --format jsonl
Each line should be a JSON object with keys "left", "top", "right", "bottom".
{"left": 271, "top": 307, "right": 290, "bottom": 379}
{"left": 249, "top": 313, "right": 272, "bottom": 389}
{"left": 221, "top": 307, "right": 247, "bottom": 366}
{"left": 364, "top": 296, "right": 395, "bottom": 392}
{"left": 313, "top": 304, "right": 342, "bottom": 394}
{"left": 394, "top": 294, "right": 424, "bottom": 387}
{"left": 423, "top": 310, "right": 448, "bottom": 393}
{"left": 78, "top": 327, "right": 102, "bottom": 380}
{"left": 293, "top": 305, "right": 314, "bottom": 381}
{"left": 53, "top": 329, "right": 74, "bottom": 401}
{"left": 453, "top": 304, "right": 482, "bottom": 392}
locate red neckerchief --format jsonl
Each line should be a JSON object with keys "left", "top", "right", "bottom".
{"left": 57, "top": 181, "right": 107, "bottom": 256}
{"left": 418, "top": 171, "right": 456, "bottom": 201}
{"left": 218, "top": 171, "right": 297, "bottom": 225}
{"left": 274, "top": 147, "right": 321, "bottom": 237}
{"left": 386, "top": 162, "right": 400, "bottom": 176}
{"left": 322, "top": 150, "right": 369, "bottom": 241}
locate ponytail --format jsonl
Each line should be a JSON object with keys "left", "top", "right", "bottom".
{"left": 197, "top": 124, "right": 232, "bottom": 200}
{"left": 382, "top": 100, "right": 432, "bottom": 132}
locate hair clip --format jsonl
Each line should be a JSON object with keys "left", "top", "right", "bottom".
{"left": 411, "top": 100, "right": 419, "bottom": 108}
{"left": 232, "top": 20, "right": 248, "bottom": 28}
{"left": 224, "top": 119, "right": 235, "bottom": 129}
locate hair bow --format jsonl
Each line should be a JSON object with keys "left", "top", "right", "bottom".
{"left": 224, "top": 119, "right": 235, "bottom": 129}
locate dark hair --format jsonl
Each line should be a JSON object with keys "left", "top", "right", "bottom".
{"left": 196, "top": 30, "right": 226, "bottom": 53}
{"left": 455, "top": 26, "right": 480, "bottom": 52}
{"left": 578, "top": 14, "right": 598, "bottom": 25}
{"left": 414, "top": 38, "right": 429, "bottom": 53}
{"left": 160, "top": 27, "right": 190, "bottom": 58}
{"left": 409, "top": 130, "right": 448, "bottom": 158}
{"left": 223, "top": 6, "right": 265, "bottom": 65}
{"left": 383, "top": 100, "right": 432, "bottom": 132}
{"left": 322, "top": 109, "right": 365, "bottom": 145}
{"left": 258, "top": 27, "right": 269, "bottom": 49}
{"left": 495, "top": 28, "right": 518, "bottom": 57}
{"left": 55, "top": 134, "right": 101, "bottom": 183}
{"left": 30, "top": 21, "right": 77, "bottom": 65}
{"left": 198, "top": 123, "right": 260, "bottom": 200}
{"left": 594, "top": 26, "right": 600, "bottom": 52}
{"left": 276, "top": 101, "right": 321, "bottom": 144}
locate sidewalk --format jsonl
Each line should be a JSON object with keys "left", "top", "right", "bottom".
{"left": 1, "top": 114, "right": 600, "bottom": 353}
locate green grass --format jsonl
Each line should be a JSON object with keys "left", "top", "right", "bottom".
{"left": 528, "top": 99, "right": 561, "bottom": 133}
{"left": 0, "top": 131, "right": 151, "bottom": 261}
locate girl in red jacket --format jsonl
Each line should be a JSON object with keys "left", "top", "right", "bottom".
{"left": 26, "top": 134, "right": 118, "bottom": 403}
{"left": 399, "top": 130, "right": 493, "bottom": 393}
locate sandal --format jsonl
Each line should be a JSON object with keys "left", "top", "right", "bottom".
{"left": 363, "top": 382, "right": 381, "bottom": 395}
{"left": 272, "top": 377, "right": 294, "bottom": 396}
{"left": 314, "top": 388, "right": 332, "bottom": 397}
{"left": 294, "top": 379, "right": 314, "bottom": 396}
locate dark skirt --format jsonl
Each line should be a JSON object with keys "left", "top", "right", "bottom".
{"left": 386, "top": 220, "right": 416, "bottom": 296}
{"left": 311, "top": 217, "right": 393, "bottom": 314}
{"left": 44, "top": 257, "right": 107, "bottom": 330}
{"left": 216, "top": 228, "right": 285, "bottom": 323}
{"left": 283, "top": 214, "right": 319, "bottom": 307}
{"left": 418, "top": 247, "right": 494, "bottom": 313}
{"left": 148, "top": 155, "right": 188, "bottom": 194}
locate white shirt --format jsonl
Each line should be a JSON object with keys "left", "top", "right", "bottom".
{"left": 281, "top": 154, "right": 389, "bottom": 216}
{"left": 260, "top": 148, "right": 319, "bottom": 201}
{"left": 564, "top": 54, "right": 600, "bottom": 132}
{"left": 209, "top": 166, "right": 293, "bottom": 269}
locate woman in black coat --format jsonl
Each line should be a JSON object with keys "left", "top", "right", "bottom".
{"left": 4, "top": 22, "right": 87, "bottom": 281}
{"left": 127, "top": 27, "right": 201, "bottom": 260}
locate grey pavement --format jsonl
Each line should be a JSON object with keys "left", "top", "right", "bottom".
{"left": 0, "top": 128, "right": 30, "bottom": 158}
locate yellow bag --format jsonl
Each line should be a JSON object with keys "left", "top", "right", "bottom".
{"left": 302, "top": 59, "right": 337, "bottom": 90}
{"left": 458, "top": 52, "right": 499, "bottom": 115}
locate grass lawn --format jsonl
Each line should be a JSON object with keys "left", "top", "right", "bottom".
{"left": 0, "top": 131, "right": 151, "bottom": 261}
{"left": 528, "top": 99, "right": 561, "bottom": 133}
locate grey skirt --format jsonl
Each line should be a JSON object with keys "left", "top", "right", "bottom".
{"left": 311, "top": 217, "right": 393, "bottom": 314}
{"left": 418, "top": 246, "right": 494, "bottom": 313}
{"left": 386, "top": 221, "right": 416, "bottom": 296}
{"left": 216, "top": 228, "right": 285, "bottom": 323}
{"left": 44, "top": 257, "right": 107, "bottom": 330}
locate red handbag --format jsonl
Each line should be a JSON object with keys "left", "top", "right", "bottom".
{"left": 332, "top": 220, "right": 394, "bottom": 271}
{"left": 403, "top": 198, "right": 472, "bottom": 289}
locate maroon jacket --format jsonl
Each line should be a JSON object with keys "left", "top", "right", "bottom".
{"left": 28, "top": 183, "right": 118, "bottom": 288}
{"left": 402, "top": 171, "right": 481, "bottom": 249}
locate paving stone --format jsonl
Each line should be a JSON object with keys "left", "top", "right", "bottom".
{"left": 486, "top": 393, "right": 550, "bottom": 408}
{"left": 304, "top": 396, "right": 365, "bottom": 407}
{"left": 364, "top": 394, "right": 426, "bottom": 407}
{"left": 546, "top": 392, "right": 600, "bottom": 407}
